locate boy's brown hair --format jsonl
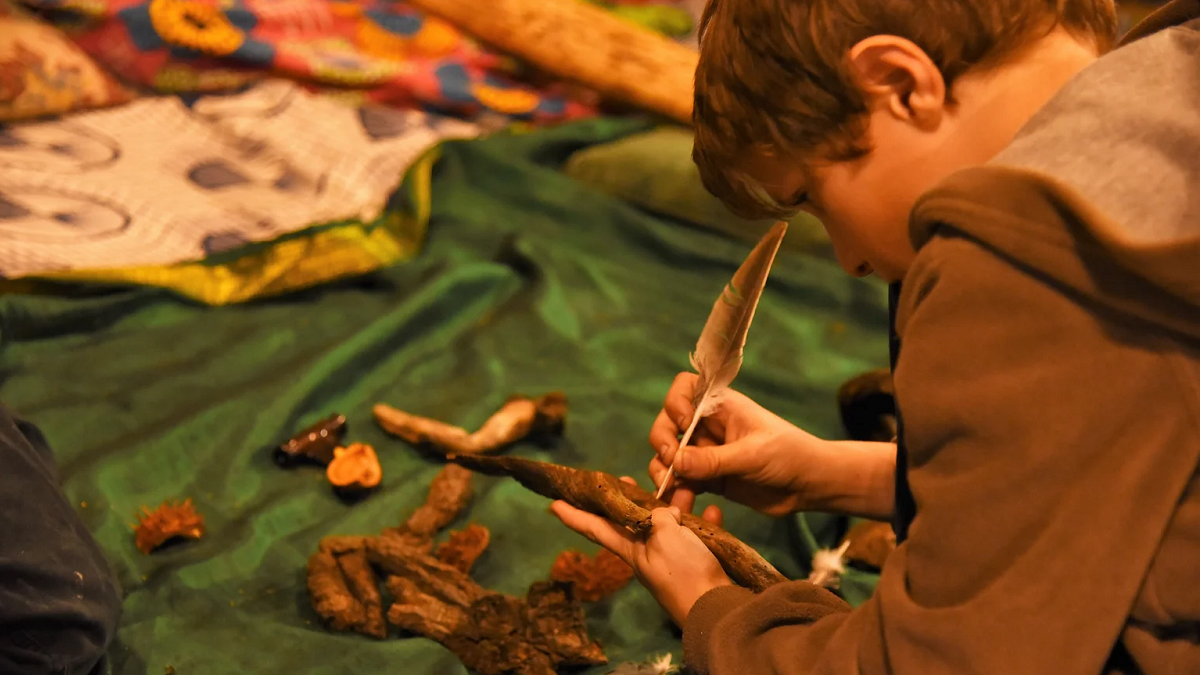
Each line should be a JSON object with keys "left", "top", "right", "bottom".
{"left": 693, "top": 0, "right": 1119, "bottom": 220}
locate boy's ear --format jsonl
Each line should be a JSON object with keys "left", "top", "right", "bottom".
{"left": 848, "top": 36, "right": 946, "bottom": 130}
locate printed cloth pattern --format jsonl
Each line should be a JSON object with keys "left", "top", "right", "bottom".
{"left": 0, "top": 79, "right": 478, "bottom": 277}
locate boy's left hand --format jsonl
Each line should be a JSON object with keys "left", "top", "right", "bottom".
{"left": 550, "top": 478, "right": 733, "bottom": 626}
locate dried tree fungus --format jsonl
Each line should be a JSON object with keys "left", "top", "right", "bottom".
{"left": 436, "top": 524, "right": 491, "bottom": 574}
{"left": 841, "top": 520, "right": 897, "bottom": 571}
{"left": 442, "top": 453, "right": 786, "bottom": 592}
{"left": 274, "top": 414, "right": 347, "bottom": 467}
{"left": 373, "top": 392, "right": 567, "bottom": 455}
{"left": 133, "top": 499, "right": 206, "bottom": 554}
{"left": 307, "top": 465, "right": 607, "bottom": 672}
{"left": 549, "top": 549, "right": 634, "bottom": 602}
{"left": 326, "top": 443, "right": 383, "bottom": 496}
{"left": 837, "top": 370, "right": 896, "bottom": 443}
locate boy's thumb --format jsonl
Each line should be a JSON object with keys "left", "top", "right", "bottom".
{"left": 675, "top": 441, "right": 753, "bottom": 480}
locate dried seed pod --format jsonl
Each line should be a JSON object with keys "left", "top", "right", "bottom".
{"left": 133, "top": 499, "right": 206, "bottom": 554}
{"left": 274, "top": 414, "right": 347, "bottom": 467}
{"left": 326, "top": 443, "right": 383, "bottom": 496}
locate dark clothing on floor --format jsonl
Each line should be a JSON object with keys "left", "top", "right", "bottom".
{"left": 0, "top": 405, "right": 121, "bottom": 675}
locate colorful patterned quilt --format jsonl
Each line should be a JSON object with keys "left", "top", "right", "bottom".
{"left": 16, "top": 0, "right": 693, "bottom": 124}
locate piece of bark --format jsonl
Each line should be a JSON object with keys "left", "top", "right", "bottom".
{"left": 307, "top": 548, "right": 368, "bottom": 633}
{"left": 382, "top": 545, "right": 606, "bottom": 675}
{"left": 404, "top": 0, "right": 697, "bottom": 124}
{"left": 837, "top": 369, "right": 897, "bottom": 443}
{"left": 391, "top": 464, "right": 475, "bottom": 542}
{"left": 337, "top": 548, "right": 387, "bottom": 638}
{"left": 442, "top": 453, "right": 787, "bottom": 592}
{"left": 841, "top": 520, "right": 897, "bottom": 571}
{"left": 549, "top": 549, "right": 634, "bottom": 602}
{"left": 326, "top": 443, "right": 383, "bottom": 496}
{"left": 374, "top": 392, "right": 568, "bottom": 456}
{"left": 133, "top": 499, "right": 206, "bottom": 554}
{"left": 436, "top": 524, "right": 491, "bottom": 574}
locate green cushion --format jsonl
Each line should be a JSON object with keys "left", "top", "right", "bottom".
{"left": 564, "top": 125, "right": 832, "bottom": 256}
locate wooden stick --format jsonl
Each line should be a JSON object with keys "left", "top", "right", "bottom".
{"left": 404, "top": 0, "right": 698, "bottom": 124}
{"left": 444, "top": 453, "right": 787, "bottom": 592}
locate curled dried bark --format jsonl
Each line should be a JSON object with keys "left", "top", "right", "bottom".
{"left": 326, "top": 443, "right": 383, "bottom": 495}
{"left": 307, "top": 540, "right": 387, "bottom": 638}
{"left": 396, "top": 464, "right": 475, "bottom": 540}
{"left": 549, "top": 549, "right": 634, "bottom": 602}
{"left": 841, "top": 520, "right": 897, "bottom": 571}
{"left": 437, "top": 524, "right": 491, "bottom": 574}
{"left": 308, "top": 462, "right": 609, "bottom": 672}
{"left": 442, "top": 453, "right": 786, "bottom": 592}
{"left": 381, "top": 547, "right": 606, "bottom": 675}
{"left": 133, "top": 499, "right": 206, "bottom": 554}
{"left": 373, "top": 392, "right": 568, "bottom": 455}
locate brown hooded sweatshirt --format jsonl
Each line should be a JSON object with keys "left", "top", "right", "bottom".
{"left": 683, "top": 4, "right": 1200, "bottom": 674}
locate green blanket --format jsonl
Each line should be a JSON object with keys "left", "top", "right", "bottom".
{"left": 0, "top": 118, "right": 890, "bottom": 674}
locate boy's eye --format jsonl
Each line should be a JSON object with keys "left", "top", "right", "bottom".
{"left": 788, "top": 192, "right": 809, "bottom": 208}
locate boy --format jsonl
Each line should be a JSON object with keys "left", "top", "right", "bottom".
{"left": 551, "top": 0, "right": 1200, "bottom": 673}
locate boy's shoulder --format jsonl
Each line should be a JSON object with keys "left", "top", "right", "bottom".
{"left": 907, "top": 12, "right": 1200, "bottom": 340}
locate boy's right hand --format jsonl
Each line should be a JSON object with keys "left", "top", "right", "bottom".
{"left": 649, "top": 372, "right": 837, "bottom": 517}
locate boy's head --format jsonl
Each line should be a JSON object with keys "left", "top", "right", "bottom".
{"left": 693, "top": 0, "right": 1118, "bottom": 281}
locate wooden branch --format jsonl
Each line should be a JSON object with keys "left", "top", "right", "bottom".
{"left": 404, "top": 0, "right": 698, "bottom": 124}
{"left": 444, "top": 453, "right": 787, "bottom": 592}
{"left": 374, "top": 393, "right": 567, "bottom": 456}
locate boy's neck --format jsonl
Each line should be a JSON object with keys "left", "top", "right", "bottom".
{"left": 953, "top": 28, "right": 1100, "bottom": 160}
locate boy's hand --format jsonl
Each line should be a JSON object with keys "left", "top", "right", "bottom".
{"left": 550, "top": 479, "right": 733, "bottom": 626}
{"left": 650, "top": 372, "right": 833, "bottom": 516}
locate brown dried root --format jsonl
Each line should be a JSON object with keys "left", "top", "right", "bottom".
{"left": 373, "top": 392, "right": 568, "bottom": 455}
{"left": 443, "top": 453, "right": 786, "bottom": 592}
{"left": 326, "top": 443, "right": 383, "bottom": 494}
{"left": 436, "top": 524, "right": 491, "bottom": 574}
{"left": 550, "top": 549, "right": 634, "bottom": 602}
{"left": 373, "top": 542, "right": 606, "bottom": 675}
{"left": 841, "top": 520, "right": 897, "bottom": 571}
{"left": 133, "top": 499, "right": 206, "bottom": 554}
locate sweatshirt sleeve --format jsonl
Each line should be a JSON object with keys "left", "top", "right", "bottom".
{"left": 0, "top": 405, "right": 123, "bottom": 675}
{"left": 681, "top": 233, "right": 1200, "bottom": 675}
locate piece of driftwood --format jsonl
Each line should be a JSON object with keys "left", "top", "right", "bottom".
{"left": 550, "top": 549, "right": 634, "bottom": 602}
{"left": 443, "top": 453, "right": 787, "bottom": 592}
{"left": 837, "top": 369, "right": 897, "bottom": 442}
{"left": 374, "top": 392, "right": 567, "bottom": 455}
{"left": 404, "top": 0, "right": 698, "bottom": 124}
{"left": 133, "top": 499, "right": 206, "bottom": 554}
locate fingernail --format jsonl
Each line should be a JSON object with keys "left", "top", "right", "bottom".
{"left": 659, "top": 443, "right": 671, "bottom": 458}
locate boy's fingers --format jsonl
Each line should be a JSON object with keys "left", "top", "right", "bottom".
{"left": 663, "top": 373, "right": 698, "bottom": 428}
{"left": 550, "top": 500, "right": 635, "bottom": 563}
{"left": 649, "top": 410, "right": 679, "bottom": 463}
{"left": 669, "top": 484, "right": 696, "bottom": 513}
{"left": 701, "top": 504, "right": 724, "bottom": 528}
{"left": 675, "top": 440, "right": 756, "bottom": 481}
{"left": 619, "top": 476, "right": 637, "bottom": 486}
